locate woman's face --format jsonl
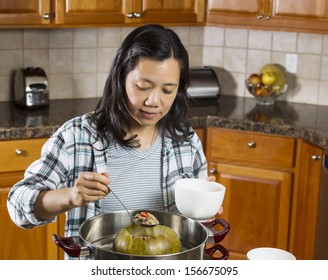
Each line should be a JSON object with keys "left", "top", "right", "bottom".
{"left": 125, "top": 57, "right": 180, "bottom": 127}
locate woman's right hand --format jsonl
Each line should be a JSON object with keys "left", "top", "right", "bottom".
{"left": 69, "top": 172, "right": 110, "bottom": 207}
{"left": 34, "top": 172, "right": 110, "bottom": 220}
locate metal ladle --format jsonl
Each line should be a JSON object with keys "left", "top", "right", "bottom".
{"left": 109, "top": 187, "right": 159, "bottom": 227}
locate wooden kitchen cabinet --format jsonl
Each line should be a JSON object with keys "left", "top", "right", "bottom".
{"left": 0, "top": 138, "right": 47, "bottom": 172}
{"left": 211, "top": 162, "right": 293, "bottom": 260}
{"left": 206, "top": 128, "right": 296, "bottom": 260}
{"left": 206, "top": 127, "right": 326, "bottom": 260}
{"left": 0, "top": 138, "right": 65, "bottom": 260}
{"left": 55, "top": 0, "right": 205, "bottom": 26}
{"left": 0, "top": 0, "right": 127, "bottom": 26}
{"left": 0, "top": 0, "right": 205, "bottom": 27}
{"left": 0, "top": 0, "right": 51, "bottom": 25}
{"left": 128, "top": 0, "right": 205, "bottom": 25}
{"left": 207, "top": 0, "right": 328, "bottom": 34}
{"left": 289, "top": 141, "right": 324, "bottom": 260}
{"left": 54, "top": 0, "right": 127, "bottom": 25}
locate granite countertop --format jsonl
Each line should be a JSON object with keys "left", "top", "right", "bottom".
{"left": 1, "top": 96, "right": 328, "bottom": 150}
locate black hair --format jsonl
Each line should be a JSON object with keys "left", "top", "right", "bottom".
{"left": 90, "top": 24, "right": 192, "bottom": 147}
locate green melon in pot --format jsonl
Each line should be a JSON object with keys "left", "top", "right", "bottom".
{"left": 113, "top": 224, "right": 181, "bottom": 255}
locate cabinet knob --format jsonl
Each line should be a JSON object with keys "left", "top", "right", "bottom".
{"left": 266, "top": 15, "right": 271, "bottom": 20}
{"left": 257, "top": 14, "right": 264, "bottom": 20}
{"left": 311, "top": 155, "right": 321, "bottom": 161}
{"left": 209, "top": 168, "right": 217, "bottom": 174}
{"left": 247, "top": 141, "right": 256, "bottom": 148}
{"left": 16, "top": 149, "right": 26, "bottom": 156}
{"left": 43, "top": 13, "right": 50, "bottom": 20}
{"left": 126, "top": 13, "right": 134, "bottom": 18}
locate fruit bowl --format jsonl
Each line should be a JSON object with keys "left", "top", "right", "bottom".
{"left": 246, "top": 80, "right": 287, "bottom": 105}
{"left": 246, "top": 64, "right": 287, "bottom": 105}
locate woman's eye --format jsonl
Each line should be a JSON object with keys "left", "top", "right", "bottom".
{"left": 136, "top": 84, "right": 150, "bottom": 91}
{"left": 163, "top": 89, "right": 173, "bottom": 94}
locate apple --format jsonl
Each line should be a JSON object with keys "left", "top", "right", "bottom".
{"left": 261, "top": 72, "right": 276, "bottom": 85}
{"left": 254, "top": 86, "right": 263, "bottom": 96}
{"left": 248, "top": 73, "right": 262, "bottom": 87}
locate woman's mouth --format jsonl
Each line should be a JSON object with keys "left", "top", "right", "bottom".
{"left": 141, "top": 110, "right": 157, "bottom": 119}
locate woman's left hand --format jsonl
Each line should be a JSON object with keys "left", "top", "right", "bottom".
{"left": 207, "top": 175, "right": 216, "bottom": 182}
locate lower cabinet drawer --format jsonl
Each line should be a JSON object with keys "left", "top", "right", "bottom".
{"left": 0, "top": 138, "right": 47, "bottom": 172}
{"left": 207, "top": 129, "right": 296, "bottom": 168}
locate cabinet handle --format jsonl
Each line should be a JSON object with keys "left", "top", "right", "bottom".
{"left": 311, "top": 155, "right": 321, "bottom": 161}
{"left": 43, "top": 13, "right": 50, "bottom": 20}
{"left": 257, "top": 14, "right": 264, "bottom": 20}
{"left": 209, "top": 168, "right": 217, "bottom": 174}
{"left": 247, "top": 141, "right": 256, "bottom": 148}
{"left": 266, "top": 15, "right": 271, "bottom": 20}
{"left": 15, "top": 149, "right": 26, "bottom": 156}
{"left": 126, "top": 12, "right": 142, "bottom": 18}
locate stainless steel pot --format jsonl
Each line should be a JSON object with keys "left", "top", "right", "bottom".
{"left": 52, "top": 210, "right": 230, "bottom": 260}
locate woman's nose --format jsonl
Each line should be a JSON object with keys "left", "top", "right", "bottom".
{"left": 145, "top": 89, "right": 160, "bottom": 106}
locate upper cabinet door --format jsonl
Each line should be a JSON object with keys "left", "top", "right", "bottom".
{"left": 207, "top": 0, "right": 264, "bottom": 16}
{"left": 207, "top": 0, "right": 328, "bottom": 33}
{"left": 0, "top": 0, "right": 51, "bottom": 25}
{"left": 273, "top": 0, "right": 328, "bottom": 19}
{"left": 267, "top": 0, "right": 328, "bottom": 33}
{"left": 54, "top": 0, "right": 126, "bottom": 25}
{"left": 206, "top": 0, "right": 265, "bottom": 27}
{"left": 136, "top": 0, "right": 205, "bottom": 24}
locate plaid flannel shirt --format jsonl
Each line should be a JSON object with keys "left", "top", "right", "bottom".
{"left": 7, "top": 112, "right": 208, "bottom": 239}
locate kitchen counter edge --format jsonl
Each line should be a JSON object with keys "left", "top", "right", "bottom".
{"left": 1, "top": 115, "right": 327, "bottom": 151}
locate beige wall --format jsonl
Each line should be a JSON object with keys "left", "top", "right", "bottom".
{"left": 0, "top": 26, "right": 327, "bottom": 106}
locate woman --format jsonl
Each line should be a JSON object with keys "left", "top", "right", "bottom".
{"left": 7, "top": 24, "right": 215, "bottom": 251}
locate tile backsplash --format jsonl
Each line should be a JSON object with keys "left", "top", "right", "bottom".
{"left": 0, "top": 26, "right": 327, "bottom": 106}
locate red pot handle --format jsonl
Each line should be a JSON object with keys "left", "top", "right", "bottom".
{"left": 206, "top": 244, "right": 229, "bottom": 260}
{"left": 202, "top": 218, "right": 230, "bottom": 243}
{"left": 52, "top": 234, "right": 82, "bottom": 258}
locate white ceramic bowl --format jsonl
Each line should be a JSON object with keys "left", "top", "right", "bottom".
{"left": 174, "top": 178, "right": 225, "bottom": 221}
{"left": 247, "top": 247, "right": 296, "bottom": 260}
